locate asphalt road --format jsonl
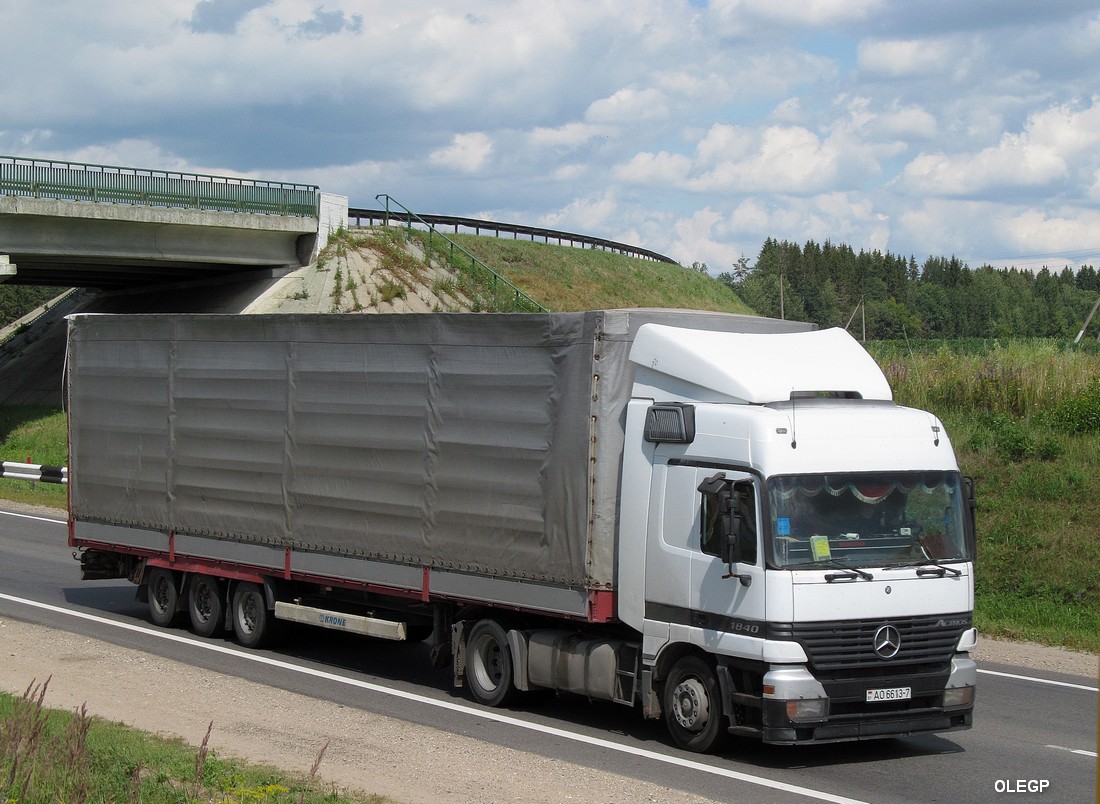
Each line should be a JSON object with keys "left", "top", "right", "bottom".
{"left": 0, "top": 507, "right": 1095, "bottom": 803}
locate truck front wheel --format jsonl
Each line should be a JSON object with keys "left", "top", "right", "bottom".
{"left": 663, "top": 656, "right": 729, "bottom": 753}
{"left": 231, "top": 582, "right": 277, "bottom": 648}
{"left": 146, "top": 567, "right": 182, "bottom": 627}
{"left": 465, "top": 619, "right": 516, "bottom": 707}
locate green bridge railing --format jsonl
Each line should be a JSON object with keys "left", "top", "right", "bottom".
{"left": 375, "top": 194, "right": 549, "bottom": 313}
{"left": 0, "top": 155, "right": 319, "bottom": 217}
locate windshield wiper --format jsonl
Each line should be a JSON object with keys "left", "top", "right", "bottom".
{"left": 889, "top": 559, "right": 963, "bottom": 577}
{"left": 786, "top": 559, "right": 874, "bottom": 581}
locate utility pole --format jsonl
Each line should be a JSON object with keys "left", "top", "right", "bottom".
{"left": 846, "top": 296, "right": 866, "bottom": 341}
{"left": 1074, "top": 295, "right": 1100, "bottom": 344}
{"left": 779, "top": 270, "right": 785, "bottom": 319}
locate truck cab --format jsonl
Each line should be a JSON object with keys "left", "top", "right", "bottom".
{"left": 617, "top": 325, "right": 976, "bottom": 750}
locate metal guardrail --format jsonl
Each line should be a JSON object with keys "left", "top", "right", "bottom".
{"left": 0, "top": 461, "right": 67, "bottom": 484}
{"left": 0, "top": 155, "right": 320, "bottom": 217}
{"left": 350, "top": 207, "right": 678, "bottom": 264}
{"left": 374, "top": 195, "right": 550, "bottom": 313}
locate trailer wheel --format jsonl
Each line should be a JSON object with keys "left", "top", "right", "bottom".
{"left": 465, "top": 620, "right": 516, "bottom": 707}
{"left": 188, "top": 575, "right": 224, "bottom": 638}
{"left": 146, "top": 567, "right": 182, "bottom": 628}
{"left": 231, "top": 582, "right": 276, "bottom": 648}
{"left": 663, "top": 655, "right": 729, "bottom": 753}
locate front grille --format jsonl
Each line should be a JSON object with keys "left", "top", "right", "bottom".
{"left": 770, "top": 614, "right": 969, "bottom": 679}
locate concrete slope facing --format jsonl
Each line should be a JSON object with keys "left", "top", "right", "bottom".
{"left": 244, "top": 229, "right": 474, "bottom": 314}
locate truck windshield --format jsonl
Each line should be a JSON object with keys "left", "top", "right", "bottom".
{"left": 767, "top": 471, "right": 971, "bottom": 570}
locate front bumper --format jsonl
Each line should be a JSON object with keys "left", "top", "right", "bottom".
{"left": 758, "top": 655, "right": 976, "bottom": 745}
{"left": 762, "top": 701, "right": 973, "bottom": 744}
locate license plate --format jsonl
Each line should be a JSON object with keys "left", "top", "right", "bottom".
{"left": 866, "top": 686, "right": 911, "bottom": 702}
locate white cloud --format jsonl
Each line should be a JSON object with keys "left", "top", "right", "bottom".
{"left": 708, "top": 0, "right": 884, "bottom": 33}
{"left": 552, "top": 164, "right": 587, "bottom": 182}
{"left": 528, "top": 123, "right": 612, "bottom": 150}
{"left": 899, "top": 98, "right": 1100, "bottom": 196}
{"left": 897, "top": 199, "right": 1100, "bottom": 267}
{"left": 585, "top": 87, "right": 670, "bottom": 124}
{"left": 998, "top": 206, "right": 1100, "bottom": 257}
{"left": 537, "top": 192, "right": 618, "bottom": 232}
{"left": 615, "top": 123, "right": 844, "bottom": 195}
{"left": 613, "top": 151, "right": 693, "bottom": 186}
{"left": 429, "top": 133, "right": 494, "bottom": 173}
{"left": 857, "top": 36, "right": 975, "bottom": 79}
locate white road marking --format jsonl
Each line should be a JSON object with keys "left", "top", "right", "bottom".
{"left": 978, "top": 668, "right": 1097, "bottom": 693}
{"left": 0, "top": 510, "right": 66, "bottom": 525}
{"left": 0, "top": 592, "right": 865, "bottom": 804}
{"left": 1045, "top": 744, "right": 1098, "bottom": 759}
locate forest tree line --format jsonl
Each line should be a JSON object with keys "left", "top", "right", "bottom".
{"left": 0, "top": 285, "right": 58, "bottom": 329}
{"left": 716, "top": 238, "right": 1100, "bottom": 340}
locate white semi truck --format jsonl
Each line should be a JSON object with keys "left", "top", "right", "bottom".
{"left": 66, "top": 309, "right": 976, "bottom": 752}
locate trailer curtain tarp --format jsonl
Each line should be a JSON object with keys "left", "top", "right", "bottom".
{"left": 67, "top": 310, "right": 809, "bottom": 590}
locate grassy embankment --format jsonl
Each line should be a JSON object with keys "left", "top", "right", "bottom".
{"left": 0, "top": 679, "right": 382, "bottom": 803}
{"left": 414, "top": 229, "right": 755, "bottom": 314}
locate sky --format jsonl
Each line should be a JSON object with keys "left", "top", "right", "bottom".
{"left": 4, "top": 0, "right": 1100, "bottom": 274}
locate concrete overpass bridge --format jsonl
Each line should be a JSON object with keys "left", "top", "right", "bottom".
{"left": 0, "top": 155, "right": 344, "bottom": 290}
{"left": 0, "top": 155, "right": 348, "bottom": 405}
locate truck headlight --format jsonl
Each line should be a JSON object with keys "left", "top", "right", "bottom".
{"left": 786, "top": 698, "right": 829, "bottom": 719}
{"left": 941, "top": 686, "right": 974, "bottom": 707}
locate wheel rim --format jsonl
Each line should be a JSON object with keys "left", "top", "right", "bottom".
{"left": 672, "top": 677, "right": 710, "bottom": 731}
{"left": 193, "top": 583, "right": 213, "bottom": 623}
{"left": 151, "top": 574, "right": 171, "bottom": 615}
{"left": 470, "top": 633, "right": 504, "bottom": 692}
{"left": 239, "top": 591, "right": 258, "bottom": 635}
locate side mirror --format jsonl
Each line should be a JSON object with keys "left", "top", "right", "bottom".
{"left": 721, "top": 510, "right": 742, "bottom": 565}
{"left": 963, "top": 475, "right": 977, "bottom": 564}
{"left": 699, "top": 473, "right": 751, "bottom": 586}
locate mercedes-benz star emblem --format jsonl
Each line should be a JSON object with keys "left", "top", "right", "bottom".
{"left": 873, "top": 625, "right": 901, "bottom": 659}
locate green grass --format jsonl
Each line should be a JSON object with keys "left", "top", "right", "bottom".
{"left": 446, "top": 234, "right": 754, "bottom": 314}
{"left": 0, "top": 407, "right": 67, "bottom": 509}
{"left": 941, "top": 413, "right": 1100, "bottom": 651}
{"left": 871, "top": 340, "right": 1100, "bottom": 652}
{"left": 0, "top": 679, "right": 387, "bottom": 803}
{"left": 870, "top": 339, "right": 1100, "bottom": 418}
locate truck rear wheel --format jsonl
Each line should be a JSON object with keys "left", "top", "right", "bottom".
{"left": 146, "top": 567, "right": 182, "bottom": 627}
{"left": 231, "top": 582, "right": 277, "bottom": 648}
{"left": 465, "top": 620, "right": 516, "bottom": 707}
{"left": 663, "top": 655, "right": 729, "bottom": 753}
{"left": 188, "top": 575, "right": 224, "bottom": 637}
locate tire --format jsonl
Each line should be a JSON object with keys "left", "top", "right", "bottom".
{"left": 231, "top": 582, "right": 277, "bottom": 648}
{"left": 663, "top": 655, "right": 729, "bottom": 753}
{"left": 188, "top": 575, "right": 224, "bottom": 638}
{"left": 465, "top": 620, "right": 516, "bottom": 707}
{"left": 146, "top": 566, "right": 182, "bottom": 627}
